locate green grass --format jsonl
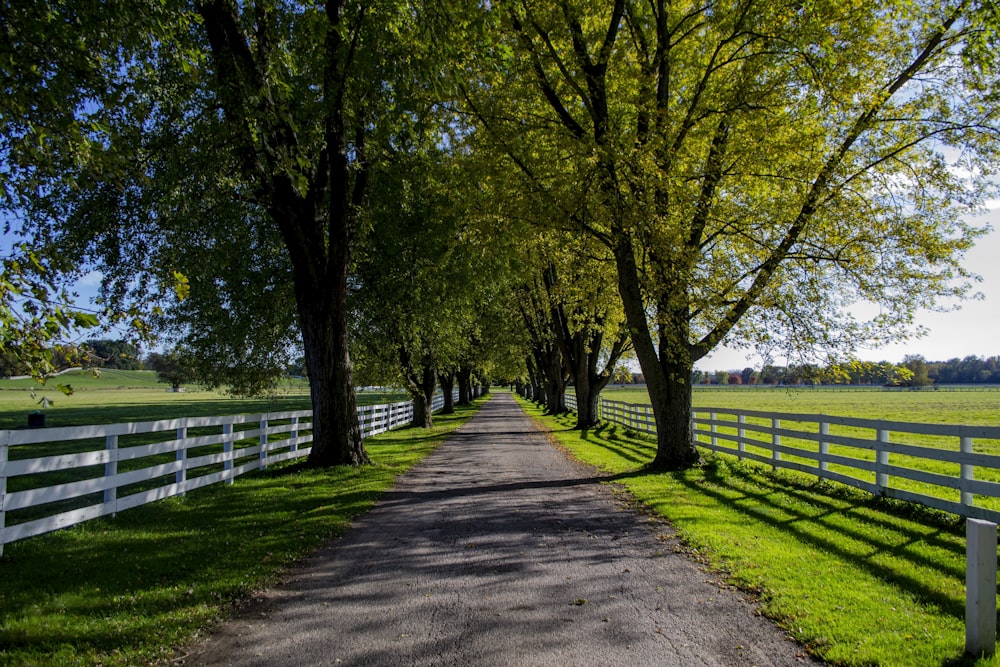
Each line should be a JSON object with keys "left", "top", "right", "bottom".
{"left": 518, "top": 395, "right": 997, "bottom": 667}
{"left": 0, "top": 400, "right": 481, "bottom": 667}
{"left": 601, "top": 386, "right": 1000, "bottom": 520}
{"left": 604, "top": 386, "right": 1000, "bottom": 426}
{"left": 0, "top": 371, "right": 407, "bottom": 430}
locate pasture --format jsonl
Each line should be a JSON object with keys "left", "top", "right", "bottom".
{"left": 603, "top": 385, "right": 1000, "bottom": 529}
{"left": 604, "top": 385, "right": 1000, "bottom": 426}
{"left": 0, "top": 371, "right": 406, "bottom": 430}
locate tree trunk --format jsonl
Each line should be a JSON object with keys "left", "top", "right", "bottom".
{"left": 439, "top": 370, "right": 456, "bottom": 414}
{"left": 532, "top": 382, "right": 546, "bottom": 406}
{"left": 544, "top": 376, "right": 566, "bottom": 414}
{"left": 574, "top": 371, "right": 598, "bottom": 428}
{"left": 613, "top": 231, "right": 699, "bottom": 469}
{"left": 300, "top": 285, "right": 368, "bottom": 467}
{"left": 649, "top": 354, "right": 699, "bottom": 469}
{"left": 457, "top": 365, "right": 473, "bottom": 405}
{"left": 401, "top": 347, "right": 436, "bottom": 428}
{"left": 410, "top": 365, "right": 436, "bottom": 428}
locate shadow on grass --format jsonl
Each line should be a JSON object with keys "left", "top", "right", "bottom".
{"left": 579, "top": 423, "right": 657, "bottom": 465}
{"left": 657, "top": 457, "right": 968, "bottom": 621}
{"left": 0, "top": 466, "right": 380, "bottom": 657}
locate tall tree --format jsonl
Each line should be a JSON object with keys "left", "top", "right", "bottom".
{"left": 456, "top": 0, "right": 1000, "bottom": 469}
{"left": 1, "top": 1, "right": 445, "bottom": 466}
{"left": 539, "top": 241, "right": 630, "bottom": 428}
{"left": 352, "top": 149, "right": 479, "bottom": 428}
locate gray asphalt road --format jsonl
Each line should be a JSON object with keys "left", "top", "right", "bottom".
{"left": 181, "top": 393, "right": 814, "bottom": 666}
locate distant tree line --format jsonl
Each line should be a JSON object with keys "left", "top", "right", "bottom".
{"left": 695, "top": 355, "right": 1000, "bottom": 387}
{"left": 925, "top": 356, "right": 1000, "bottom": 385}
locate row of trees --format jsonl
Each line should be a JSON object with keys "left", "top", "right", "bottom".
{"left": 0, "top": 339, "right": 142, "bottom": 377}
{"left": 2, "top": 1, "right": 999, "bottom": 470}
{"left": 693, "top": 361, "right": 917, "bottom": 386}
{"left": 697, "top": 355, "right": 1000, "bottom": 386}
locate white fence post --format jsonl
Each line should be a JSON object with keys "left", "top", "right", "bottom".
{"left": 0, "top": 432, "right": 7, "bottom": 557}
{"left": 175, "top": 426, "right": 187, "bottom": 495}
{"left": 737, "top": 415, "right": 746, "bottom": 460}
{"left": 289, "top": 416, "right": 299, "bottom": 453}
{"left": 819, "top": 422, "right": 830, "bottom": 473}
{"left": 711, "top": 412, "right": 718, "bottom": 449}
{"left": 876, "top": 429, "right": 890, "bottom": 494}
{"left": 772, "top": 418, "right": 781, "bottom": 472}
{"left": 962, "top": 436, "right": 975, "bottom": 509}
{"left": 223, "top": 423, "right": 234, "bottom": 485}
{"left": 966, "top": 518, "right": 997, "bottom": 657}
{"left": 259, "top": 416, "right": 269, "bottom": 470}
{"left": 104, "top": 435, "right": 118, "bottom": 517}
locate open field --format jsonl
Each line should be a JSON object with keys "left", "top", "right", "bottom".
{"left": 0, "top": 371, "right": 406, "bottom": 430}
{"left": 0, "top": 398, "right": 482, "bottom": 666}
{"left": 518, "top": 396, "right": 998, "bottom": 666}
{"left": 604, "top": 385, "right": 1000, "bottom": 426}
{"left": 600, "top": 385, "right": 1000, "bottom": 527}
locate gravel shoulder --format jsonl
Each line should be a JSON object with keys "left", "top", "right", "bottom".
{"left": 180, "top": 392, "right": 815, "bottom": 666}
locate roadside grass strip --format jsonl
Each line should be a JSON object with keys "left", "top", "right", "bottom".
{"left": 517, "top": 397, "right": 999, "bottom": 667}
{"left": 0, "top": 401, "right": 480, "bottom": 667}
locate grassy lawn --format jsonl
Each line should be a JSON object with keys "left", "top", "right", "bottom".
{"left": 601, "top": 386, "right": 1000, "bottom": 519}
{"left": 517, "top": 395, "right": 998, "bottom": 667}
{"left": 603, "top": 385, "right": 1000, "bottom": 426}
{"left": 0, "top": 399, "right": 481, "bottom": 666}
{"left": 0, "top": 371, "right": 407, "bottom": 430}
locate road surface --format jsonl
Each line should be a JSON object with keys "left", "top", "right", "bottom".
{"left": 181, "top": 392, "right": 813, "bottom": 666}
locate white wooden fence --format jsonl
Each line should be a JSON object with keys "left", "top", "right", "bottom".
{"left": 0, "top": 392, "right": 451, "bottom": 555}
{"left": 564, "top": 393, "right": 1000, "bottom": 524}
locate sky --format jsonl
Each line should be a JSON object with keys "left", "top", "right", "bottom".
{"left": 696, "top": 204, "right": 1000, "bottom": 372}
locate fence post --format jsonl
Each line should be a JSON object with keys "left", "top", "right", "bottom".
{"left": 772, "top": 418, "right": 781, "bottom": 472}
{"left": 0, "top": 432, "right": 7, "bottom": 557}
{"left": 289, "top": 416, "right": 299, "bottom": 453}
{"left": 259, "top": 416, "right": 269, "bottom": 470}
{"left": 104, "top": 434, "right": 118, "bottom": 517}
{"left": 966, "top": 519, "right": 997, "bottom": 657}
{"left": 223, "top": 423, "right": 234, "bottom": 485}
{"left": 961, "top": 436, "right": 975, "bottom": 509}
{"left": 710, "top": 412, "right": 718, "bottom": 449}
{"left": 175, "top": 426, "right": 187, "bottom": 495}
{"left": 737, "top": 415, "right": 746, "bottom": 460}
{"left": 819, "top": 422, "right": 830, "bottom": 474}
{"left": 876, "top": 429, "right": 890, "bottom": 494}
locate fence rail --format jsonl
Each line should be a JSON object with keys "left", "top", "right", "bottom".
{"left": 0, "top": 392, "right": 452, "bottom": 555}
{"left": 562, "top": 392, "right": 1000, "bottom": 524}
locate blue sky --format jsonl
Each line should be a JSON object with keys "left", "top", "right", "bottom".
{"left": 696, "top": 205, "right": 1000, "bottom": 371}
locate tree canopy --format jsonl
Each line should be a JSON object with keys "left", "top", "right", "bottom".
{"left": 2, "top": 0, "right": 998, "bottom": 472}
{"left": 449, "top": 0, "right": 1000, "bottom": 467}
